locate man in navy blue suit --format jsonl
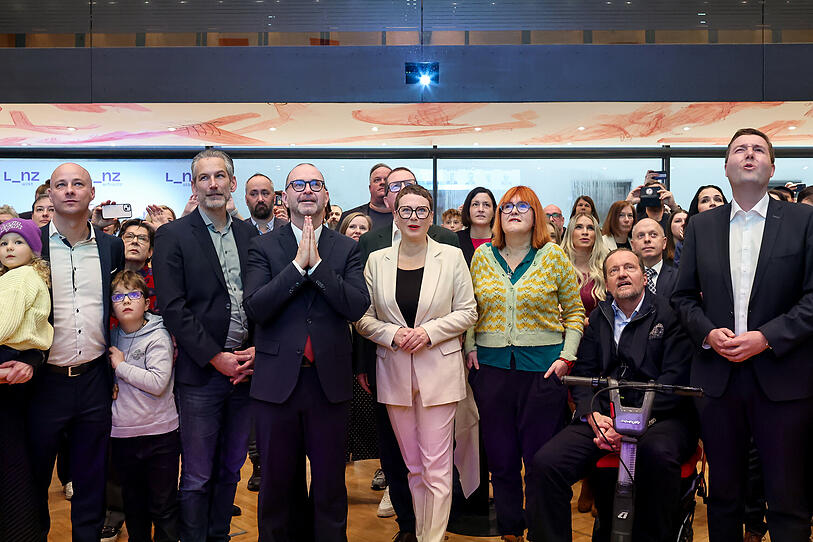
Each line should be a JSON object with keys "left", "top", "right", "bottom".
{"left": 673, "top": 128, "right": 813, "bottom": 541}
{"left": 153, "top": 149, "right": 258, "bottom": 541}
{"left": 244, "top": 163, "right": 370, "bottom": 542}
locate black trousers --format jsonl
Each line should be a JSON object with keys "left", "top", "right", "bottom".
{"left": 697, "top": 363, "right": 813, "bottom": 542}
{"left": 111, "top": 431, "right": 180, "bottom": 542}
{"left": 528, "top": 417, "right": 696, "bottom": 542}
{"left": 27, "top": 361, "right": 112, "bottom": 542}
{"left": 374, "top": 396, "right": 417, "bottom": 533}
{"left": 253, "top": 367, "right": 350, "bottom": 542}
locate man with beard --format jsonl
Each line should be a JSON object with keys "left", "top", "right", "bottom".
{"left": 528, "top": 248, "right": 697, "bottom": 542}
{"left": 153, "top": 149, "right": 258, "bottom": 541}
{"left": 245, "top": 173, "right": 288, "bottom": 235}
{"left": 339, "top": 163, "right": 393, "bottom": 231}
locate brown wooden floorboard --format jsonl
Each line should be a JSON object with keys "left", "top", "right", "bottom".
{"left": 45, "top": 458, "right": 730, "bottom": 541}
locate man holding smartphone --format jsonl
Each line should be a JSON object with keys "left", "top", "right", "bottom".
{"left": 626, "top": 170, "right": 680, "bottom": 233}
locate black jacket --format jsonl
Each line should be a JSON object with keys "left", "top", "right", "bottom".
{"left": 572, "top": 291, "right": 693, "bottom": 421}
{"left": 672, "top": 199, "right": 813, "bottom": 400}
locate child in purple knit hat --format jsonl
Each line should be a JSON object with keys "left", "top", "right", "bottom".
{"left": 0, "top": 218, "right": 53, "bottom": 376}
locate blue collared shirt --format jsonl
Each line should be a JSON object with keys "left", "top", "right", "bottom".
{"left": 611, "top": 293, "right": 645, "bottom": 346}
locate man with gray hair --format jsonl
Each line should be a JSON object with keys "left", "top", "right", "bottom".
{"left": 154, "top": 148, "right": 258, "bottom": 541}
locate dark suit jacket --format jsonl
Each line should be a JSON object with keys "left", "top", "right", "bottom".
{"left": 456, "top": 228, "right": 476, "bottom": 267}
{"left": 244, "top": 215, "right": 289, "bottom": 233}
{"left": 655, "top": 260, "right": 678, "bottom": 299}
{"left": 243, "top": 224, "right": 370, "bottom": 404}
{"left": 671, "top": 198, "right": 813, "bottom": 401}
{"left": 153, "top": 210, "right": 258, "bottom": 386}
{"left": 573, "top": 291, "right": 693, "bottom": 420}
{"left": 355, "top": 223, "right": 461, "bottom": 382}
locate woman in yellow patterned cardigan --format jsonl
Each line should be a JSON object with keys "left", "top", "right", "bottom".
{"left": 465, "top": 186, "right": 584, "bottom": 542}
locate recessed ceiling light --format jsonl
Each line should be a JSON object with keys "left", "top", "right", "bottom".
{"left": 269, "top": 127, "right": 277, "bottom": 131}
{"left": 371, "top": 126, "right": 379, "bottom": 131}
{"left": 66, "top": 127, "right": 77, "bottom": 131}
{"left": 683, "top": 126, "right": 691, "bottom": 131}
{"left": 167, "top": 127, "right": 176, "bottom": 132}
{"left": 578, "top": 126, "right": 585, "bottom": 131}
{"left": 788, "top": 125, "right": 797, "bottom": 130}
{"left": 567, "top": 142, "right": 573, "bottom": 146}
{"left": 290, "top": 143, "right": 296, "bottom": 146}
{"left": 474, "top": 127, "right": 482, "bottom": 131}
{"left": 473, "top": 142, "right": 479, "bottom": 146}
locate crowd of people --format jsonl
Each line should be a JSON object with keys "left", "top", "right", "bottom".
{"left": 0, "top": 127, "right": 811, "bottom": 542}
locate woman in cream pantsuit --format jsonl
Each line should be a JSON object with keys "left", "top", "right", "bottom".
{"left": 356, "top": 184, "right": 478, "bottom": 542}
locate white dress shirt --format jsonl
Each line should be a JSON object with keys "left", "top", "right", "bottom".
{"left": 611, "top": 293, "right": 646, "bottom": 346}
{"left": 291, "top": 221, "right": 323, "bottom": 276}
{"left": 729, "top": 193, "right": 769, "bottom": 336}
{"left": 48, "top": 222, "right": 106, "bottom": 367}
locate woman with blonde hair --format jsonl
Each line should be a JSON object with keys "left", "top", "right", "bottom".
{"left": 465, "top": 185, "right": 584, "bottom": 542}
{"left": 561, "top": 212, "right": 607, "bottom": 318}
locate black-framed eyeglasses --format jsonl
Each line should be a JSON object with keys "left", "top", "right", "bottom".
{"left": 111, "top": 291, "right": 144, "bottom": 303}
{"left": 546, "top": 212, "right": 563, "bottom": 219}
{"left": 121, "top": 233, "right": 149, "bottom": 244}
{"left": 398, "top": 206, "right": 431, "bottom": 220}
{"left": 501, "top": 201, "right": 532, "bottom": 214}
{"left": 286, "top": 179, "right": 325, "bottom": 192}
{"left": 387, "top": 179, "right": 417, "bottom": 193}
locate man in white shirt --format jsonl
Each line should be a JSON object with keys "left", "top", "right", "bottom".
{"left": 673, "top": 128, "right": 813, "bottom": 541}
{"left": 27, "top": 162, "right": 124, "bottom": 541}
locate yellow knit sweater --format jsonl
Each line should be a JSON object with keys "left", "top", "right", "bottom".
{"left": 467, "top": 242, "right": 584, "bottom": 360}
{"left": 0, "top": 265, "right": 54, "bottom": 351}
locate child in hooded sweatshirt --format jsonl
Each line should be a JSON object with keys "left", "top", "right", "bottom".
{"left": 108, "top": 270, "right": 179, "bottom": 542}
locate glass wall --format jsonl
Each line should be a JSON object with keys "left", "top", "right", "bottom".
{"left": 435, "top": 158, "right": 662, "bottom": 225}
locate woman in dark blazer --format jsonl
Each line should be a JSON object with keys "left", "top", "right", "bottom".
{"left": 457, "top": 187, "right": 497, "bottom": 266}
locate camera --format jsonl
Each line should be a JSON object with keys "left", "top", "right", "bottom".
{"left": 640, "top": 186, "right": 662, "bottom": 208}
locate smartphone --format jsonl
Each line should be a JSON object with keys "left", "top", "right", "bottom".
{"left": 651, "top": 171, "right": 668, "bottom": 182}
{"left": 274, "top": 194, "right": 283, "bottom": 206}
{"left": 792, "top": 183, "right": 807, "bottom": 197}
{"left": 101, "top": 203, "right": 132, "bottom": 220}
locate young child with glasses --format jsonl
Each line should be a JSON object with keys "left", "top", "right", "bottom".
{"left": 0, "top": 218, "right": 53, "bottom": 379}
{"left": 108, "top": 270, "right": 180, "bottom": 541}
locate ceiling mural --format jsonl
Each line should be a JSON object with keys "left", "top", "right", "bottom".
{"left": 0, "top": 101, "right": 810, "bottom": 148}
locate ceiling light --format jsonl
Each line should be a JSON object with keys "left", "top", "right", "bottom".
{"left": 578, "top": 126, "right": 585, "bottom": 131}
{"left": 700, "top": 20, "right": 707, "bottom": 23}
{"left": 66, "top": 127, "right": 77, "bottom": 131}
{"left": 269, "top": 127, "right": 276, "bottom": 131}
{"left": 698, "top": 11, "right": 706, "bottom": 15}
{"left": 371, "top": 126, "right": 379, "bottom": 131}
{"left": 167, "top": 127, "right": 176, "bottom": 132}
{"left": 474, "top": 127, "right": 482, "bottom": 131}
{"left": 419, "top": 74, "right": 431, "bottom": 86}
{"left": 683, "top": 126, "right": 691, "bottom": 131}
{"left": 788, "top": 125, "right": 797, "bottom": 130}
{"left": 290, "top": 143, "right": 296, "bottom": 147}
{"left": 567, "top": 142, "right": 573, "bottom": 146}
{"left": 473, "top": 142, "right": 479, "bottom": 146}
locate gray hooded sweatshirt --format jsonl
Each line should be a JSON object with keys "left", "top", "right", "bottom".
{"left": 111, "top": 313, "right": 179, "bottom": 438}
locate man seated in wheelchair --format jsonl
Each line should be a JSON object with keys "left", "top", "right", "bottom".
{"left": 526, "top": 248, "right": 699, "bottom": 542}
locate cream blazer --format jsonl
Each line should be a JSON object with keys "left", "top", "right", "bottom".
{"left": 356, "top": 237, "right": 478, "bottom": 408}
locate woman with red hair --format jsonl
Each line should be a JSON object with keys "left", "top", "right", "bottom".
{"left": 465, "top": 186, "right": 584, "bottom": 542}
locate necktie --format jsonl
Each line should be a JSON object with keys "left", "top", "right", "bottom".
{"left": 303, "top": 336, "right": 314, "bottom": 364}
{"left": 645, "top": 267, "right": 657, "bottom": 295}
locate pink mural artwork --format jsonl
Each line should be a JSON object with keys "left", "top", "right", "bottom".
{"left": 0, "top": 111, "right": 98, "bottom": 135}
{"left": 522, "top": 102, "right": 786, "bottom": 145}
{"left": 53, "top": 104, "right": 152, "bottom": 113}
{"left": 303, "top": 111, "right": 539, "bottom": 146}
{"left": 234, "top": 103, "right": 310, "bottom": 134}
{"left": 351, "top": 103, "right": 486, "bottom": 126}
{"left": 62, "top": 112, "right": 267, "bottom": 146}
{"left": 0, "top": 136, "right": 29, "bottom": 146}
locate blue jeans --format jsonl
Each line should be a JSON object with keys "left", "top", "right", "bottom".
{"left": 175, "top": 373, "right": 251, "bottom": 542}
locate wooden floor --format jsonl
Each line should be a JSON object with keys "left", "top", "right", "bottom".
{"left": 47, "top": 458, "right": 721, "bottom": 541}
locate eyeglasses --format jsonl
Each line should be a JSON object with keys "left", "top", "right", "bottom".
{"left": 398, "top": 206, "right": 431, "bottom": 220}
{"left": 546, "top": 212, "right": 563, "bottom": 219}
{"left": 387, "top": 179, "right": 417, "bottom": 193}
{"left": 286, "top": 179, "right": 325, "bottom": 192}
{"left": 121, "top": 233, "right": 149, "bottom": 244}
{"left": 501, "top": 201, "right": 532, "bottom": 214}
{"left": 111, "top": 291, "right": 144, "bottom": 303}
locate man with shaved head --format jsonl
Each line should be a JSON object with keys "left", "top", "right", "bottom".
{"left": 630, "top": 217, "right": 678, "bottom": 298}
{"left": 25, "top": 162, "right": 125, "bottom": 540}
{"left": 244, "top": 163, "right": 370, "bottom": 541}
